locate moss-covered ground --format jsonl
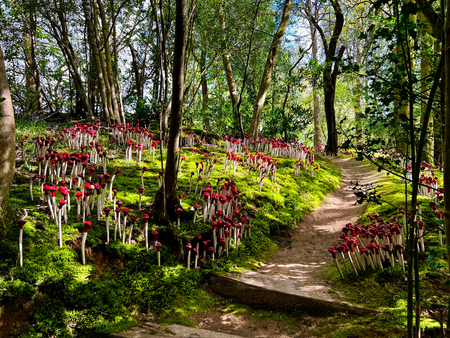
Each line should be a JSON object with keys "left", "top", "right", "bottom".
{"left": 1, "top": 120, "right": 343, "bottom": 337}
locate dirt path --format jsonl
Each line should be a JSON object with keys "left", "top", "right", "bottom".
{"left": 194, "top": 156, "right": 385, "bottom": 337}
{"left": 259, "top": 156, "right": 384, "bottom": 298}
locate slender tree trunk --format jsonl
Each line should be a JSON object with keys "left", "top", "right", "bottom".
{"left": 249, "top": 0, "right": 292, "bottom": 139}
{"left": 420, "top": 41, "right": 433, "bottom": 162}
{"left": 354, "top": 40, "right": 363, "bottom": 141}
{"left": 151, "top": 0, "right": 170, "bottom": 131}
{"left": 306, "top": 0, "right": 344, "bottom": 153}
{"left": 200, "top": 49, "right": 209, "bottom": 129}
{"left": 97, "top": 0, "right": 122, "bottom": 124}
{"left": 443, "top": 0, "right": 450, "bottom": 326}
{"left": 435, "top": 41, "right": 444, "bottom": 165}
{"left": 218, "top": 3, "right": 240, "bottom": 128}
{"left": 23, "top": 12, "right": 42, "bottom": 115}
{"left": 152, "top": 0, "right": 187, "bottom": 222}
{"left": 94, "top": 0, "right": 119, "bottom": 123}
{"left": 307, "top": 0, "right": 321, "bottom": 147}
{"left": 110, "top": 0, "right": 126, "bottom": 124}
{"left": 129, "top": 44, "right": 143, "bottom": 101}
{"left": 82, "top": 0, "right": 112, "bottom": 122}
{"left": 0, "top": 45, "right": 16, "bottom": 221}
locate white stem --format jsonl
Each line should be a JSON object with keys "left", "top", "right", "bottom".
{"left": 145, "top": 222, "right": 148, "bottom": 250}
{"left": 122, "top": 216, "right": 127, "bottom": 243}
{"left": 29, "top": 180, "right": 33, "bottom": 201}
{"left": 19, "top": 229, "right": 23, "bottom": 267}
{"left": 419, "top": 229, "right": 425, "bottom": 252}
{"left": 347, "top": 252, "right": 358, "bottom": 275}
{"left": 48, "top": 196, "right": 55, "bottom": 219}
{"left": 114, "top": 213, "right": 118, "bottom": 241}
{"left": 63, "top": 204, "right": 68, "bottom": 224}
{"left": 81, "top": 232, "right": 88, "bottom": 265}
{"left": 128, "top": 224, "right": 134, "bottom": 244}
{"left": 187, "top": 251, "right": 191, "bottom": 270}
{"left": 106, "top": 217, "right": 110, "bottom": 243}
{"left": 367, "top": 254, "right": 376, "bottom": 270}
{"left": 157, "top": 251, "right": 161, "bottom": 266}
{"left": 399, "top": 254, "right": 405, "bottom": 272}
{"left": 58, "top": 209, "right": 63, "bottom": 247}
{"left": 334, "top": 258, "right": 343, "bottom": 279}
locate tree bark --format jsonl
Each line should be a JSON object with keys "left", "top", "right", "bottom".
{"left": 200, "top": 49, "right": 209, "bottom": 129}
{"left": 249, "top": 0, "right": 292, "bottom": 139}
{"left": 307, "top": 0, "right": 321, "bottom": 147}
{"left": 23, "top": 11, "right": 42, "bottom": 116}
{"left": 110, "top": 0, "right": 126, "bottom": 124}
{"left": 152, "top": 0, "right": 187, "bottom": 222}
{"left": 151, "top": 0, "right": 170, "bottom": 131}
{"left": 129, "top": 44, "right": 143, "bottom": 101}
{"left": 444, "top": 0, "right": 450, "bottom": 299}
{"left": 83, "top": 0, "right": 112, "bottom": 123}
{"left": 354, "top": 40, "right": 363, "bottom": 142}
{"left": 307, "top": 0, "right": 344, "bottom": 154}
{"left": 97, "top": 0, "right": 122, "bottom": 124}
{"left": 0, "top": 45, "right": 16, "bottom": 222}
{"left": 420, "top": 40, "right": 433, "bottom": 162}
{"left": 218, "top": 3, "right": 240, "bottom": 128}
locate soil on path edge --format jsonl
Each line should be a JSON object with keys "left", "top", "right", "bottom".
{"left": 193, "top": 156, "right": 385, "bottom": 337}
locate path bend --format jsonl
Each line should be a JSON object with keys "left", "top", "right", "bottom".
{"left": 259, "top": 156, "right": 384, "bottom": 298}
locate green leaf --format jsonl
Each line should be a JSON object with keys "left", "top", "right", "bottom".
{"left": 426, "top": 250, "right": 437, "bottom": 261}
{"left": 445, "top": 280, "right": 450, "bottom": 287}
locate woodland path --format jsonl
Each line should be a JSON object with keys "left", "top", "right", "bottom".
{"left": 258, "top": 156, "right": 384, "bottom": 298}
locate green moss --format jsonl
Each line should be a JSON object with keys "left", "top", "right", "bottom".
{"left": 4, "top": 123, "right": 345, "bottom": 336}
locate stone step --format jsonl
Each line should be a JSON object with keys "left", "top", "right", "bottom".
{"left": 110, "top": 323, "right": 244, "bottom": 338}
{"left": 208, "top": 270, "right": 378, "bottom": 316}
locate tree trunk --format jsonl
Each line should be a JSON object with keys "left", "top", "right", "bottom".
{"left": 307, "top": 0, "right": 321, "bottom": 147}
{"left": 97, "top": 0, "right": 122, "bottom": 124}
{"left": 110, "top": 0, "right": 126, "bottom": 124}
{"left": 218, "top": 3, "right": 240, "bottom": 127}
{"left": 200, "top": 49, "right": 209, "bottom": 129}
{"left": 129, "top": 44, "right": 144, "bottom": 101}
{"left": 354, "top": 40, "right": 363, "bottom": 142}
{"left": 444, "top": 0, "right": 450, "bottom": 309}
{"left": 0, "top": 45, "right": 16, "bottom": 221}
{"left": 249, "top": 0, "right": 292, "bottom": 139}
{"left": 83, "top": 0, "right": 112, "bottom": 123}
{"left": 152, "top": 0, "right": 187, "bottom": 222}
{"left": 307, "top": 0, "right": 344, "bottom": 154}
{"left": 151, "top": 0, "right": 170, "bottom": 132}
{"left": 435, "top": 40, "right": 444, "bottom": 165}
{"left": 420, "top": 41, "right": 433, "bottom": 162}
{"left": 23, "top": 12, "right": 42, "bottom": 116}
